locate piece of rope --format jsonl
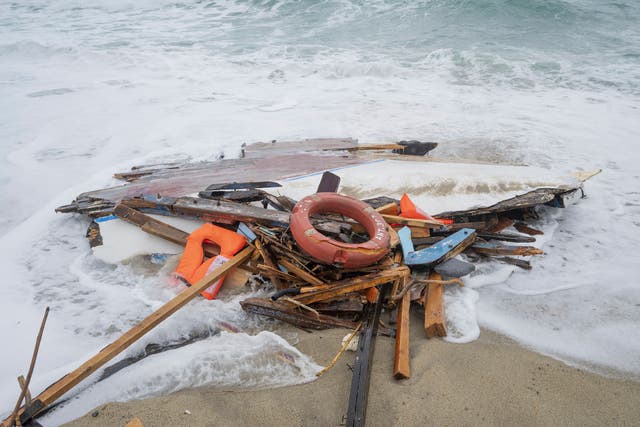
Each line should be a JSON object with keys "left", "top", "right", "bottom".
{"left": 316, "top": 322, "right": 363, "bottom": 377}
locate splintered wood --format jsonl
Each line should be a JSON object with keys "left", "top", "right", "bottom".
{"left": 28, "top": 138, "right": 582, "bottom": 427}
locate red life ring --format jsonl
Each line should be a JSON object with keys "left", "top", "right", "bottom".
{"left": 290, "top": 193, "right": 390, "bottom": 268}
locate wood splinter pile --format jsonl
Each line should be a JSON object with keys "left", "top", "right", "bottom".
{"left": 4, "top": 165, "right": 571, "bottom": 427}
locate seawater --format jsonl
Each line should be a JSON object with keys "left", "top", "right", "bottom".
{"left": 1, "top": 1, "right": 639, "bottom": 424}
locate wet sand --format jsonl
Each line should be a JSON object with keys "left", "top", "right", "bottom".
{"left": 66, "top": 312, "right": 640, "bottom": 427}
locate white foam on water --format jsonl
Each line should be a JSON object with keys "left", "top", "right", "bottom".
{"left": 1, "top": 0, "right": 640, "bottom": 424}
{"left": 39, "top": 331, "right": 321, "bottom": 426}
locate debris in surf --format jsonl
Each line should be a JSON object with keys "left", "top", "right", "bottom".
{"left": 4, "top": 138, "right": 599, "bottom": 427}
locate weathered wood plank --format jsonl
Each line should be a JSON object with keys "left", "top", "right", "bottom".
{"left": 425, "top": 271, "right": 447, "bottom": 338}
{"left": 393, "top": 279, "right": 411, "bottom": 379}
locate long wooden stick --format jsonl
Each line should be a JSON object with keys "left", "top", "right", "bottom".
{"left": 7, "top": 307, "right": 49, "bottom": 427}
{"left": 4, "top": 246, "right": 253, "bottom": 426}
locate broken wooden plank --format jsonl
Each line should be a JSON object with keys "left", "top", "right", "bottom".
{"left": 436, "top": 186, "right": 579, "bottom": 218}
{"left": 476, "top": 232, "right": 536, "bottom": 243}
{"left": 381, "top": 214, "right": 445, "bottom": 229}
{"left": 312, "top": 297, "right": 364, "bottom": 314}
{"left": 278, "top": 258, "right": 325, "bottom": 286}
{"left": 375, "top": 202, "right": 399, "bottom": 215}
{"left": 8, "top": 246, "right": 254, "bottom": 426}
{"left": 514, "top": 222, "right": 544, "bottom": 236}
{"left": 471, "top": 242, "right": 544, "bottom": 256}
{"left": 484, "top": 216, "right": 514, "bottom": 233}
{"left": 169, "top": 196, "right": 290, "bottom": 227}
{"left": 293, "top": 267, "right": 409, "bottom": 306}
{"left": 393, "top": 279, "right": 411, "bottom": 379}
{"left": 254, "top": 239, "right": 284, "bottom": 290}
{"left": 114, "top": 203, "right": 220, "bottom": 257}
{"left": 495, "top": 257, "right": 532, "bottom": 270}
{"left": 240, "top": 297, "right": 357, "bottom": 330}
{"left": 425, "top": 271, "right": 447, "bottom": 338}
{"left": 316, "top": 171, "right": 341, "bottom": 193}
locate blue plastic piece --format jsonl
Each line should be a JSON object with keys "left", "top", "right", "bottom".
{"left": 237, "top": 222, "right": 257, "bottom": 242}
{"left": 399, "top": 227, "right": 475, "bottom": 267}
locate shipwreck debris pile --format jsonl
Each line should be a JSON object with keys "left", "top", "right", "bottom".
{"left": 4, "top": 139, "right": 597, "bottom": 427}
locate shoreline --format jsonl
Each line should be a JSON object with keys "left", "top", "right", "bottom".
{"left": 64, "top": 312, "right": 640, "bottom": 427}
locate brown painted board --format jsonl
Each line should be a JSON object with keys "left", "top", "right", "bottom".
{"left": 394, "top": 283, "right": 411, "bottom": 379}
{"left": 293, "top": 267, "right": 409, "bottom": 306}
{"left": 425, "top": 271, "right": 447, "bottom": 338}
{"left": 8, "top": 246, "right": 254, "bottom": 426}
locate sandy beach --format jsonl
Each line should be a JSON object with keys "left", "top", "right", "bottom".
{"left": 66, "top": 310, "right": 640, "bottom": 427}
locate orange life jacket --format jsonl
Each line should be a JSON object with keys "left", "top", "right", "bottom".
{"left": 174, "top": 223, "right": 247, "bottom": 300}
